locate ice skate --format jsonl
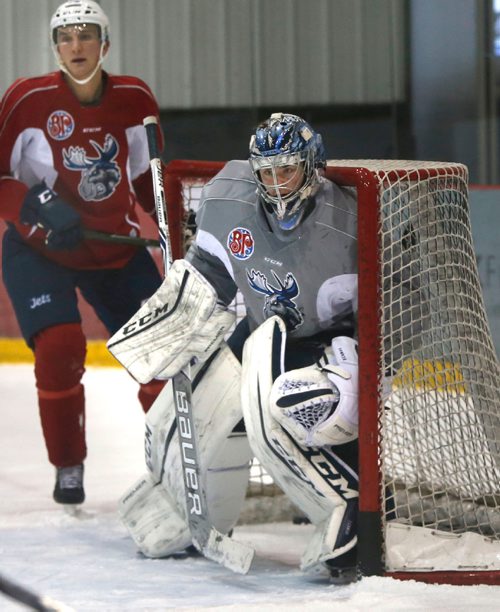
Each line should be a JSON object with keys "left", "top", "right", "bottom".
{"left": 53, "top": 464, "right": 85, "bottom": 506}
{"left": 325, "top": 547, "right": 359, "bottom": 585}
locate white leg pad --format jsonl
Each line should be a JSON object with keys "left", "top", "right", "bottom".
{"left": 206, "top": 432, "right": 252, "bottom": 535}
{"left": 241, "top": 316, "right": 358, "bottom": 571}
{"left": 119, "top": 343, "right": 252, "bottom": 557}
{"left": 118, "top": 474, "right": 189, "bottom": 558}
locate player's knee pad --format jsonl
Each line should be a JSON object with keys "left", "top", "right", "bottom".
{"left": 33, "top": 323, "right": 86, "bottom": 390}
{"left": 119, "top": 342, "right": 252, "bottom": 557}
{"left": 270, "top": 335, "right": 359, "bottom": 447}
{"left": 241, "top": 316, "right": 358, "bottom": 571}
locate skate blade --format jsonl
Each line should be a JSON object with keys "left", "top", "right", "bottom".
{"left": 61, "top": 504, "right": 95, "bottom": 519}
{"left": 329, "top": 567, "right": 359, "bottom": 585}
{"left": 62, "top": 504, "right": 83, "bottom": 517}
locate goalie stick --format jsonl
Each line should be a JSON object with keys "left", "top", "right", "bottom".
{"left": 143, "top": 116, "right": 254, "bottom": 575}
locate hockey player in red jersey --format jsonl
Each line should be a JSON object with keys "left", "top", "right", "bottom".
{"left": 0, "top": 1, "right": 166, "bottom": 505}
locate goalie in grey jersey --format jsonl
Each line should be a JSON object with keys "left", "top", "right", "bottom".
{"left": 108, "top": 113, "right": 359, "bottom": 581}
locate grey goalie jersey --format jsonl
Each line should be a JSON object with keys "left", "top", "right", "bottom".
{"left": 186, "top": 160, "right": 358, "bottom": 340}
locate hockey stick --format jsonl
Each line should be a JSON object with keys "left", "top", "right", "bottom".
{"left": 143, "top": 116, "right": 254, "bottom": 575}
{"left": 83, "top": 229, "right": 160, "bottom": 248}
{"left": 0, "top": 572, "right": 74, "bottom": 611}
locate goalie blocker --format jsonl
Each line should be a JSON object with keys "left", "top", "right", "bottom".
{"left": 107, "top": 259, "right": 235, "bottom": 383}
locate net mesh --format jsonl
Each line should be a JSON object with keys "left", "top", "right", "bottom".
{"left": 366, "top": 163, "right": 500, "bottom": 539}
{"left": 329, "top": 161, "right": 500, "bottom": 577}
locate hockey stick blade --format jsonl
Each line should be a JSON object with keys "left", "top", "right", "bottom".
{"left": 199, "top": 528, "right": 254, "bottom": 575}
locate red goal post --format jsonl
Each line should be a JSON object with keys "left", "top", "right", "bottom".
{"left": 164, "top": 159, "right": 500, "bottom": 586}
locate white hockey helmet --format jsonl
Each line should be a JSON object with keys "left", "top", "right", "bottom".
{"left": 50, "top": 1, "right": 110, "bottom": 85}
{"left": 51, "top": 1, "right": 110, "bottom": 43}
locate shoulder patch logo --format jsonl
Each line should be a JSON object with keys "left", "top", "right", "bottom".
{"left": 227, "top": 227, "right": 254, "bottom": 260}
{"left": 47, "top": 110, "right": 75, "bottom": 141}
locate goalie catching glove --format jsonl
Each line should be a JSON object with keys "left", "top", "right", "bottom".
{"left": 270, "top": 336, "right": 359, "bottom": 447}
{"left": 107, "top": 259, "right": 235, "bottom": 383}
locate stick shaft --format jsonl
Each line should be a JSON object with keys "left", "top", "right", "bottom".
{"left": 143, "top": 116, "right": 172, "bottom": 274}
{"left": 0, "top": 572, "right": 72, "bottom": 611}
{"left": 141, "top": 116, "right": 253, "bottom": 574}
{"left": 143, "top": 115, "right": 205, "bottom": 520}
{"left": 83, "top": 229, "right": 159, "bottom": 248}
{"left": 143, "top": 115, "right": 204, "bottom": 532}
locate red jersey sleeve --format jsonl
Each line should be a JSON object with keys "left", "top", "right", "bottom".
{"left": 0, "top": 78, "right": 34, "bottom": 222}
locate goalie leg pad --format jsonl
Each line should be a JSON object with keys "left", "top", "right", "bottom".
{"left": 205, "top": 431, "right": 252, "bottom": 536}
{"left": 107, "top": 259, "right": 235, "bottom": 383}
{"left": 118, "top": 474, "right": 189, "bottom": 558}
{"left": 119, "top": 343, "right": 252, "bottom": 557}
{"left": 241, "top": 316, "right": 358, "bottom": 570}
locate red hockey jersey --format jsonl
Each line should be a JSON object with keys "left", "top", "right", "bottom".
{"left": 0, "top": 70, "right": 163, "bottom": 269}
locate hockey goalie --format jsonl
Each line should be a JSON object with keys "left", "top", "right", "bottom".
{"left": 108, "top": 113, "right": 359, "bottom": 581}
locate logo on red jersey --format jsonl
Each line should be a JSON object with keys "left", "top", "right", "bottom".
{"left": 47, "top": 110, "right": 75, "bottom": 141}
{"left": 227, "top": 227, "right": 254, "bottom": 260}
{"left": 63, "top": 134, "right": 121, "bottom": 201}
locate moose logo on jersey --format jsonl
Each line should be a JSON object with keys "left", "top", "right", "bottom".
{"left": 62, "top": 133, "right": 121, "bottom": 201}
{"left": 247, "top": 269, "right": 304, "bottom": 331}
{"left": 227, "top": 227, "right": 254, "bottom": 260}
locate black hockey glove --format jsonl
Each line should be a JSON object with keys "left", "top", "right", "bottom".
{"left": 20, "top": 182, "right": 83, "bottom": 250}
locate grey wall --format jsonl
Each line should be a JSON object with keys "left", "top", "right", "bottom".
{"left": 410, "top": 0, "right": 481, "bottom": 178}
{"left": 0, "top": 0, "right": 406, "bottom": 109}
{"left": 469, "top": 188, "right": 500, "bottom": 356}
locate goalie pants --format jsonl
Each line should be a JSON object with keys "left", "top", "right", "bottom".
{"left": 2, "top": 228, "right": 165, "bottom": 466}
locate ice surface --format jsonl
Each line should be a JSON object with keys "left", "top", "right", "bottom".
{"left": 0, "top": 364, "right": 499, "bottom": 611}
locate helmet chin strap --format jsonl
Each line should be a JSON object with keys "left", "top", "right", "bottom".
{"left": 55, "top": 41, "right": 106, "bottom": 86}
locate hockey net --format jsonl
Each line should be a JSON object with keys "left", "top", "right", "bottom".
{"left": 164, "top": 159, "right": 500, "bottom": 584}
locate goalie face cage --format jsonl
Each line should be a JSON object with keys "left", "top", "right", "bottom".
{"left": 164, "top": 159, "right": 500, "bottom": 586}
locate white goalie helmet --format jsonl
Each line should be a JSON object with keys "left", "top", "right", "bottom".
{"left": 50, "top": 1, "right": 110, "bottom": 85}
{"left": 249, "top": 113, "right": 326, "bottom": 231}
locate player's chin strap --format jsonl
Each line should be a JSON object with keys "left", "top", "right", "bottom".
{"left": 241, "top": 316, "right": 359, "bottom": 573}
{"left": 54, "top": 42, "right": 106, "bottom": 86}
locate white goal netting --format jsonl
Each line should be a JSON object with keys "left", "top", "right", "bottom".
{"left": 336, "top": 160, "right": 500, "bottom": 574}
